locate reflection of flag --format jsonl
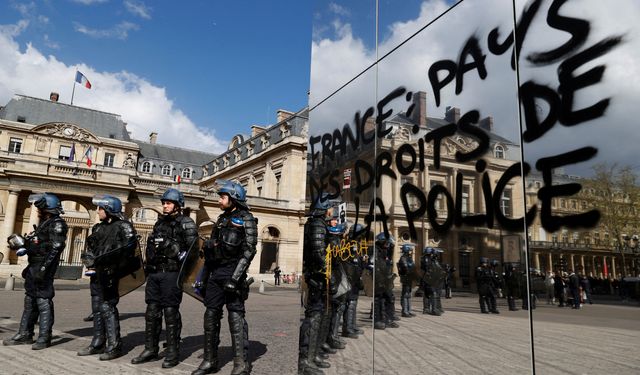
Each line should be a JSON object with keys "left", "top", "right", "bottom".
{"left": 69, "top": 143, "right": 76, "bottom": 163}
{"left": 603, "top": 260, "right": 608, "bottom": 278}
{"left": 75, "top": 71, "right": 92, "bottom": 89}
{"left": 84, "top": 146, "right": 92, "bottom": 167}
{"left": 173, "top": 175, "right": 181, "bottom": 183}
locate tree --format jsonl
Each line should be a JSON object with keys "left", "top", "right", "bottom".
{"left": 583, "top": 163, "right": 640, "bottom": 277}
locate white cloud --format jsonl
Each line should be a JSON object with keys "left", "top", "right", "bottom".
{"left": 12, "top": 1, "right": 36, "bottom": 17}
{"left": 74, "top": 21, "right": 139, "bottom": 40}
{"left": 43, "top": 34, "right": 59, "bottom": 49}
{"left": 328, "top": 3, "right": 350, "bottom": 17}
{"left": 124, "top": 0, "right": 152, "bottom": 20}
{"left": 70, "top": 0, "right": 109, "bottom": 5}
{"left": 309, "top": 0, "right": 640, "bottom": 176}
{"left": 0, "top": 21, "right": 226, "bottom": 154}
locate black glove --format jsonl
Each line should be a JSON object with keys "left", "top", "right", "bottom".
{"left": 224, "top": 279, "right": 238, "bottom": 293}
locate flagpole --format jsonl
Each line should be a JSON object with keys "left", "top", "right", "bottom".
{"left": 71, "top": 77, "right": 76, "bottom": 106}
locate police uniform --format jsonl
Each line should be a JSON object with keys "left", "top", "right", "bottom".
{"left": 132, "top": 188, "right": 198, "bottom": 368}
{"left": 78, "top": 195, "right": 138, "bottom": 360}
{"left": 193, "top": 181, "right": 257, "bottom": 375}
{"left": 397, "top": 244, "right": 416, "bottom": 318}
{"left": 373, "top": 233, "right": 398, "bottom": 329}
{"left": 4, "top": 193, "right": 67, "bottom": 350}
{"left": 341, "top": 224, "right": 366, "bottom": 338}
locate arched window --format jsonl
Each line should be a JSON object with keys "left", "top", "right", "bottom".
{"left": 182, "top": 167, "right": 192, "bottom": 179}
{"left": 142, "top": 161, "right": 151, "bottom": 173}
{"left": 162, "top": 165, "right": 172, "bottom": 176}
{"left": 494, "top": 145, "right": 505, "bottom": 159}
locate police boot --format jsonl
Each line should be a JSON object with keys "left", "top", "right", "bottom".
{"left": 342, "top": 300, "right": 359, "bottom": 338}
{"left": 4, "top": 295, "right": 38, "bottom": 346}
{"left": 78, "top": 296, "right": 106, "bottom": 355}
{"left": 384, "top": 299, "right": 399, "bottom": 328}
{"left": 314, "top": 313, "right": 332, "bottom": 368}
{"left": 422, "top": 295, "right": 430, "bottom": 314}
{"left": 229, "top": 311, "right": 251, "bottom": 375}
{"left": 407, "top": 296, "right": 416, "bottom": 316}
{"left": 192, "top": 308, "right": 221, "bottom": 375}
{"left": 428, "top": 297, "right": 440, "bottom": 316}
{"left": 479, "top": 296, "right": 489, "bottom": 314}
{"left": 32, "top": 298, "right": 54, "bottom": 350}
{"left": 131, "top": 304, "right": 161, "bottom": 364}
{"left": 162, "top": 306, "right": 182, "bottom": 368}
{"left": 489, "top": 295, "right": 500, "bottom": 314}
{"left": 350, "top": 299, "right": 364, "bottom": 334}
{"left": 327, "top": 302, "right": 346, "bottom": 349}
{"left": 99, "top": 302, "right": 122, "bottom": 360}
{"left": 435, "top": 295, "right": 444, "bottom": 316}
{"left": 508, "top": 297, "right": 518, "bottom": 311}
{"left": 373, "top": 298, "right": 386, "bottom": 330}
{"left": 388, "top": 295, "right": 400, "bottom": 321}
{"left": 299, "top": 311, "right": 324, "bottom": 375}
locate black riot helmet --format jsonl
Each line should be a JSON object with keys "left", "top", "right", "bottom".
{"left": 161, "top": 188, "right": 185, "bottom": 208}
{"left": 215, "top": 179, "right": 248, "bottom": 209}
{"left": 92, "top": 194, "right": 124, "bottom": 220}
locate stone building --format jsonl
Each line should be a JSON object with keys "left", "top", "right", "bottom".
{"left": 0, "top": 93, "right": 307, "bottom": 279}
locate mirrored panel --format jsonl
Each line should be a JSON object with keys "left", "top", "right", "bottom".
{"left": 373, "top": 0, "right": 531, "bottom": 373}
{"left": 301, "top": 1, "right": 377, "bottom": 373}
{"left": 516, "top": 0, "right": 640, "bottom": 373}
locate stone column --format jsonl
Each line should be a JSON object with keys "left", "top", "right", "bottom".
{"left": 602, "top": 255, "right": 607, "bottom": 278}
{"left": 19, "top": 203, "right": 40, "bottom": 266}
{"left": 611, "top": 257, "right": 617, "bottom": 279}
{"left": 548, "top": 253, "right": 553, "bottom": 272}
{"left": 591, "top": 255, "right": 596, "bottom": 276}
{"left": 1, "top": 190, "right": 20, "bottom": 264}
{"left": 570, "top": 254, "right": 575, "bottom": 272}
{"left": 580, "top": 255, "right": 585, "bottom": 274}
{"left": 533, "top": 252, "right": 540, "bottom": 271}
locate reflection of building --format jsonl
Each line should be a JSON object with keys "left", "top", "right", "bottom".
{"left": 311, "top": 92, "right": 525, "bottom": 290}
{"left": 0, "top": 93, "right": 307, "bottom": 277}
{"left": 526, "top": 172, "right": 640, "bottom": 279}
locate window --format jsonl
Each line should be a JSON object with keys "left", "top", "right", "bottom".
{"left": 58, "top": 145, "right": 72, "bottom": 161}
{"left": 182, "top": 167, "right": 192, "bottom": 179}
{"left": 461, "top": 185, "right": 470, "bottom": 214}
{"left": 500, "top": 189, "right": 512, "bottom": 217}
{"left": 142, "top": 161, "right": 151, "bottom": 173}
{"left": 8, "top": 137, "right": 23, "bottom": 153}
{"left": 430, "top": 181, "right": 444, "bottom": 210}
{"left": 162, "top": 165, "right": 172, "bottom": 176}
{"left": 494, "top": 145, "right": 505, "bottom": 159}
{"left": 104, "top": 153, "right": 115, "bottom": 167}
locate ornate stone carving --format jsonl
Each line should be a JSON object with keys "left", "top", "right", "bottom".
{"left": 123, "top": 152, "right": 136, "bottom": 169}
{"left": 32, "top": 122, "right": 101, "bottom": 144}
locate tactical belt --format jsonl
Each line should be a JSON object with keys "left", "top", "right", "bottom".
{"left": 28, "top": 255, "right": 46, "bottom": 265}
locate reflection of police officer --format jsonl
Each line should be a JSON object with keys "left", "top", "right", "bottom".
{"left": 443, "top": 264, "right": 456, "bottom": 299}
{"left": 373, "top": 233, "right": 398, "bottom": 330}
{"left": 341, "top": 224, "right": 366, "bottom": 338}
{"left": 193, "top": 181, "right": 257, "bottom": 375}
{"left": 421, "top": 247, "right": 444, "bottom": 316}
{"left": 298, "top": 194, "right": 332, "bottom": 375}
{"left": 504, "top": 263, "right": 521, "bottom": 311}
{"left": 132, "top": 188, "right": 198, "bottom": 368}
{"left": 78, "top": 195, "right": 137, "bottom": 360}
{"left": 476, "top": 257, "right": 499, "bottom": 314}
{"left": 3, "top": 193, "right": 67, "bottom": 350}
{"left": 397, "top": 244, "right": 416, "bottom": 317}
{"left": 325, "top": 216, "right": 348, "bottom": 351}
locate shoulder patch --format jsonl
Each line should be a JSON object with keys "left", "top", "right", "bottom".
{"left": 231, "top": 217, "right": 244, "bottom": 227}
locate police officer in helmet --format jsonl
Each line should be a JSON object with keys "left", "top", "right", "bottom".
{"left": 397, "top": 244, "right": 416, "bottom": 317}
{"left": 4, "top": 193, "right": 67, "bottom": 350}
{"left": 373, "top": 232, "right": 399, "bottom": 329}
{"left": 193, "top": 180, "right": 257, "bottom": 375}
{"left": 132, "top": 188, "right": 199, "bottom": 368}
{"left": 78, "top": 195, "right": 138, "bottom": 360}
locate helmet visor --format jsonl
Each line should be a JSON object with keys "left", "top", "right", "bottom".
{"left": 92, "top": 194, "right": 111, "bottom": 208}
{"left": 28, "top": 193, "right": 45, "bottom": 204}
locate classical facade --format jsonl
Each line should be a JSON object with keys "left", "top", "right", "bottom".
{"left": 0, "top": 93, "right": 307, "bottom": 278}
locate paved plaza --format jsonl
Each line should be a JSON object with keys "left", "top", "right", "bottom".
{"left": 0, "top": 282, "right": 638, "bottom": 374}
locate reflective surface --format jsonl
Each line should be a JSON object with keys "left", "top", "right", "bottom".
{"left": 304, "top": 0, "right": 640, "bottom": 374}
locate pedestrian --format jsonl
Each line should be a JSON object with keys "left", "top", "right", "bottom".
{"left": 568, "top": 270, "right": 581, "bottom": 309}
{"left": 131, "top": 188, "right": 199, "bottom": 368}
{"left": 274, "top": 266, "right": 281, "bottom": 286}
{"left": 192, "top": 180, "right": 257, "bottom": 375}
{"left": 544, "top": 271, "right": 555, "bottom": 304}
{"left": 4, "top": 194, "right": 68, "bottom": 350}
{"left": 77, "top": 195, "right": 138, "bottom": 360}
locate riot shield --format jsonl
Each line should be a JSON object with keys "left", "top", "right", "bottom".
{"left": 178, "top": 236, "right": 205, "bottom": 302}
{"left": 422, "top": 261, "right": 444, "bottom": 288}
{"left": 116, "top": 240, "right": 145, "bottom": 297}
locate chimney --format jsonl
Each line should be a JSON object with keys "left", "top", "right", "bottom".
{"left": 149, "top": 132, "right": 158, "bottom": 144}
{"left": 445, "top": 106, "right": 460, "bottom": 123}
{"left": 410, "top": 91, "right": 427, "bottom": 127}
{"left": 49, "top": 92, "right": 59, "bottom": 102}
{"left": 276, "top": 109, "right": 294, "bottom": 123}
{"left": 251, "top": 125, "right": 267, "bottom": 137}
{"left": 479, "top": 116, "right": 494, "bottom": 132}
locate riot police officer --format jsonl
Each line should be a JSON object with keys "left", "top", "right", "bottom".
{"left": 504, "top": 263, "right": 521, "bottom": 311}
{"left": 298, "top": 193, "right": 333, "bottom": 375}
{"left": 132, "top": 188, "right": 198, "bottom": 368}
{"left": 476, "top": 257, "right": 499, "bottom": 314}
{"left": 4, "top": 193, "right": 67, "bottom": 350}
{"left": 443, "top": 264, "right": 456, "bottom": 299}
{"left": 397, "top": 244, "right": 416, "bottom": 317}
{"left": 77, "top": 195, "right": 138, "bottom": 360}
{"left": 373, "top": 233, "right": 398, "bottom": 330}
{"left": 421, "top": 247, "right": 444, "bottom": 316}
{"left": 489, "top": 259, "right": 503, "bottom": 313}
{"left": 324, "top": 217, "right": 349, "bottom": 351}
{"left": 192, "top": 181, "right": 257, "bottom": 375}
{"left": 341, "top": 224, "right": 366, "bottom": 338}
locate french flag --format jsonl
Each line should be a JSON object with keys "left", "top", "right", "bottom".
{"left": 75, "top": 71, "right": 92, "bottom": 89}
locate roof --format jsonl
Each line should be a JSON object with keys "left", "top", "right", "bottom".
{"left": 0, "top": 95, "right": 131, "bottom": 141}
{"left": 134, "top": 140, "right": 217, "bottom": 165}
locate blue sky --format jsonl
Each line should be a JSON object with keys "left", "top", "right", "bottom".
{"left": 0, "top": 0, "right": 312, "bottom": 153}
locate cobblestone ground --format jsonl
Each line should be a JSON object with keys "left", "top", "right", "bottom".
{"left": 1, "top": 284, "right": 639, "bottom": 374}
